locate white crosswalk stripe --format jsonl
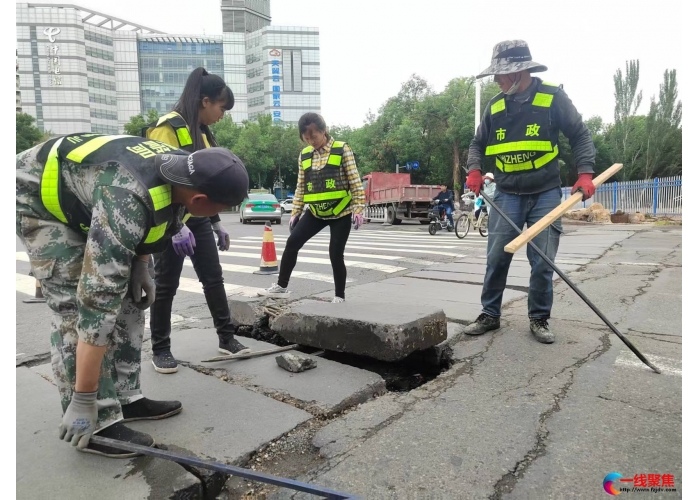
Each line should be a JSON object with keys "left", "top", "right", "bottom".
{"left": 183, "top": 260, "right": 347, "bottom": 284}
{"left": 16, "top": 273, "right": 36, "bottom": 296}
{"left": 178, "top": 277, "right": 263, "bottom": 297}
{"left": 221, "top": 245, "right": 436, "bottom": 266}
{"left": 16, "top": 227, "right": 480, "bottom": 298}
{"left": 220, "top": 251, "right": 405, "bottom": 273}
{"left": 240, "top": 236, "right": 472, "bottom": 251}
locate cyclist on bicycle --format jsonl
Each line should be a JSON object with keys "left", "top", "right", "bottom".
{"left": 432, "top": 185, "right": 455, "bottom": 227}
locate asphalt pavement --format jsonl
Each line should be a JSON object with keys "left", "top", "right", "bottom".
{"left": 15, "top": 218, "right": 682, "bottom": 499}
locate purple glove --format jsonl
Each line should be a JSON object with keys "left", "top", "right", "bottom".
{"left": 352, "top": 213, "right": 363, "bottom": 230}
{"left": 172, "top": 226, "right": 196, "bottom": 257}
{"left": 211, "top": 222, "right": 230, "bottom": 251}
{"left": 289, "top": 214, "right": 299, "bottom": 232}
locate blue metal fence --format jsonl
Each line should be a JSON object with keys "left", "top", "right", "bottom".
{"left": 562, "top": 176, "right": 682, "bottom": 216}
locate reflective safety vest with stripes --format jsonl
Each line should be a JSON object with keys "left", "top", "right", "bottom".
{"left": 36, "top": 133, "right": 184, "bottom": 255}
{"left": 485, "top": 82, "right": 561, "bottom": 174}
{"left": 142, "top": 112, "right": 207, "bottom": 224}
{"left": 301, "top": 141, "right": 352, "bottom": 218}
{"left": 142, "top": 111, "right": 194, "bottom": 152}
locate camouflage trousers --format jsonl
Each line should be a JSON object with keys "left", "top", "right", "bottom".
{"left": 16, "top": 204, "right": 144, "bottom": 430}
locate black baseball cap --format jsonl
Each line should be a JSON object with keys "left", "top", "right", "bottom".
{"left": 155, "top": 148, "right": 249, "bottom": 207}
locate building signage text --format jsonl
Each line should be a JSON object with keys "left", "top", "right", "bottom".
{"left": 44, "top": 27, "right": 62, "bottom": 86}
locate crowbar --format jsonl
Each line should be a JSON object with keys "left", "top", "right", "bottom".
{"left": 90, "top": 436, "right": 359, "bottom": 499}
{"left": 202, "top": 344, "right": 300, "bottom": 363}
{"left": 480, "top": 191, "right": 661, "bottom": 374}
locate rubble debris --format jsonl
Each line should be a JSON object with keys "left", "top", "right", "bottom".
{"left": 276, "top": 353, "right": 318, "bottom": 373}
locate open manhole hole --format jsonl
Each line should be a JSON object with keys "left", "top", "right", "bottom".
{"left": 236, "top": 324, "right": 454, "bottom": 392}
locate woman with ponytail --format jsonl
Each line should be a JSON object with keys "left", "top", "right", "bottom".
{"left": 144, "top": 67, "right": 250, "bottom": 374}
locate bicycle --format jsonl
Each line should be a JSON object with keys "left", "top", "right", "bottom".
{"left": 455, "top": 193, "right": 489, "bottom": 239}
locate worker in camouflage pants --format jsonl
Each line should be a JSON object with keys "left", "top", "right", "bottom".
{"left": 16, "top": 133, "right": 249, "bottom": 457}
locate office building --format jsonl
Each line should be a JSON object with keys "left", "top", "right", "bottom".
{"left": 16, "top": 2, "right": 319, "bottom": 134}
{"left": 16, "top": 49, "right": 22, "bottom": 113}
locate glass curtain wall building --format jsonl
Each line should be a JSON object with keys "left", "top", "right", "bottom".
{"left": 16, "top": 2, "right": 319, "bottom": 134}
{"left": 138, "top": 37, "right": 225, "bottom": 115}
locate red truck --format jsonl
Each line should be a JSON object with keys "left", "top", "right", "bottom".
{"left": 362, "top": 172, "right": 443, "bottom": 225}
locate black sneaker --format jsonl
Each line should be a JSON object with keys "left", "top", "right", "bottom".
{"left": 219, "top": 337, "right": 252, "bottom": 356}
{"left": 122, "top": 397, "right": 183, "bottom": 422}
{"left": 463, "top": 313, "right": 501, "bottom": 336}
{"left": 152, "top": 351, "right": 178, "bottom": 374}
{"left": 530, "top": 318, "right": 555, "bottom": 344}
{"left": 82, "top": 422, "right": 155, "bottom": 459}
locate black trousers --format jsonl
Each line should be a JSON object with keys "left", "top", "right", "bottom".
{"left": 149, "top": 217, "right": 236, "bottom": 354}
{"left": 278, "top": 213, "right": 351, "bottom": 298}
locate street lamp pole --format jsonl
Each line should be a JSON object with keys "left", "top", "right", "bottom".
{"left": 474, "top": 78, "right": 480, "bottom": 132}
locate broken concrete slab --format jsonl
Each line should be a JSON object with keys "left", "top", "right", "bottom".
{"left": 17, "top": 367, "right": 203, "bottom": 500}
{"left": 228, "top": 296, "right": 267, "bottom": 326}
{"left": 276, "top": 353, "right": 317, "bottom": 373}
{"left": 404, "top": 322, "right": 466, "bottom": 366}
{"left": 270, "top": 299, "right": 447, "bottom": 362}
{"left": 128, "top": 364, "right": 312, "bottom": 464}
{"left": 170, "top": 329, "right": 385, "bottom": 416}
{"left": 313, "top": 277, "right": 525, "bottom": 324}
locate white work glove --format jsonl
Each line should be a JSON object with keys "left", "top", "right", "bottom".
{"left": 59, "top": 391, "right": 98, "bottom": 449}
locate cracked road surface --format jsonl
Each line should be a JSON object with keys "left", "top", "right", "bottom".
{"left": 269, "top": 227, "right": 682, "bottom": 499}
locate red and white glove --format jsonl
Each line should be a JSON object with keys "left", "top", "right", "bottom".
{"left": 571, "top": 173, "right": 595, "bottom": 200}
{"left": 466, "top": 170, "right": 483, "bottom": 196}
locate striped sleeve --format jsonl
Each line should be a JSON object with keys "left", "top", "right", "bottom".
{"left": 291, "top": 153, "right": 306, "bottom": 216}
{"left": 342, "top": 143, "right": 365, "bottom": 213}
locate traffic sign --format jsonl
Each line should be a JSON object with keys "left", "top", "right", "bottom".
{"left": 412, "top": 161, "right": 419, "bottom": 170}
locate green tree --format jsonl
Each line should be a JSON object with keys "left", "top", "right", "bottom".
{"left": 211, "top": 114, "right": 242, "bottom": 150}
{"left": 16, "top": 113, "right": 43, "bottom": 154}
{"left": 610, "top": 60, "right": 644, "bottom": 180}
{"left": 268, "top": 122, "right": 304, "bottom": 190}
{"left": 329, "top": 124, "right": 354, "bottom": 143}
{"left": 123, "top": 108, "right": 160, "bottom": 136}
{"left": 644, "top": 69, "right": 682, "bottom": 178}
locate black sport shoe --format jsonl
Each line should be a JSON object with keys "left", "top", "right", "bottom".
{"left": 121, "top": 397, "right": 183, "bottom": 422}
{"left": 83, "top": 422, "right": 155, "bottom": 459}
{"left": 152, "top": 351, "right": 178, "bottom": 374}
{"left": 219, "top": 337, "right": 252, "bottom": 356}
{"left": 463, "top": 313, "right": 501, "bottom": 336}
{"left": 530, "top": 318, "right": 555, "bottom": 344}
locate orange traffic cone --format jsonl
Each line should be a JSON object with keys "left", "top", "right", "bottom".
{"left": 253, "top": 222, "right": 279, "bottom": 275}
{"left": 23, "top": 279, "right": 46, "bottom": 304}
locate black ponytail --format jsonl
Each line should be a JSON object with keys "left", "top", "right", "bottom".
{"left": 173, "top": 67, "right": 235, "bottom": 151}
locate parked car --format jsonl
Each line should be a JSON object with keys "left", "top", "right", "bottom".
{"left": 239, "top": 193, "right": 282, "bottom": 224}
{"left": 279, "top": 198, "right": 295, "bottom": 213}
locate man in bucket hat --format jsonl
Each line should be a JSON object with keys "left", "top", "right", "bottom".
{"left": 464, "top": 40, "right": 597, "bottom": 344}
